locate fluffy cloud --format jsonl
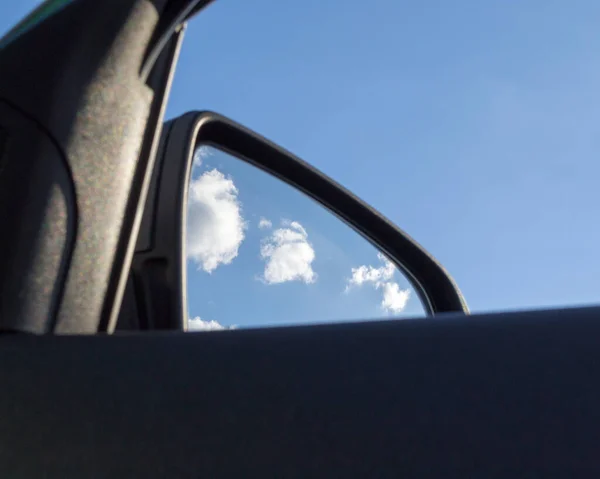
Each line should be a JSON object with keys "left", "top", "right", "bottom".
{"left": 346, "top": 253, "right": 410, "bottom": 314}
{"left": 380, "top": 282, "right": 411, "bottom": 313}
{"left": 188, "top": 316, "right": 236, "bottom": 332}
{"left": 258, "top": 217, "right": 272, "bottom": 230}
{"left": 187, "top": 169, "right": 246, "bottom": 273}
{"left": 346, "top": 252, "right": 395, "bottom": 290}
{"left": 260, "top": 220, "right": 316, "bottom": 284}
{"left": 188, "top": 316, "right": 226, "bottom": 331}
{"left": 193, "top": 145, "right": 212, "bottom": 167}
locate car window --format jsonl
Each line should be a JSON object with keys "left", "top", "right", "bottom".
{"left": 186, "top": 146, "right": 425, "bottom": 331}
{"left": 166, "top": 1, "right": 600, "bottom": 322}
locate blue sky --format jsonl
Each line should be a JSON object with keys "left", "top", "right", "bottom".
{"left": 2, "top": 1, "right": 600, "bottom": 330}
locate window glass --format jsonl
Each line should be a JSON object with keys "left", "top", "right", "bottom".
{"left": 167, "top": 1, "right": 600, "bottom": 316}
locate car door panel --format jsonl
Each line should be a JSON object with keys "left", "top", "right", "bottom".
{"left": 1, "top": 306, "right": 598, "bottom": 477}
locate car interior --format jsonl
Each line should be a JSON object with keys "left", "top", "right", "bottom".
{"left": 0, "top": 0, "right": 598, "bottom": 476}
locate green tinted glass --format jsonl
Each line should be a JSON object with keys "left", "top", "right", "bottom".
{"left": 0, "top": 0, "right": 75, "bottom": 49}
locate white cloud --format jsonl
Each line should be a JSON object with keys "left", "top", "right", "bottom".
{"left": 193, "top": 145, "right": 212, "bottom": 167}
{"left": 188, "top": 316, "right": 226, "bottom": 331}
{"left": 187, "top": 169, "right": 246, "bottom": 273}
{"left": 258, "top": 217, "right": 272, "bottom": 230}
{"left": 188, "top": 316, "right": 236, "bottom": 332}
{"left": 379, "top": 282, "right": 410, "bottom": 313}
{"left": 345, "top": 253, "right": 410, "bottom": 314}
{"left": 260, "top": 220, "right": 316, "bottom": 284}
{"left": 346, "top": 252, "right": 395, "bottom": 290}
